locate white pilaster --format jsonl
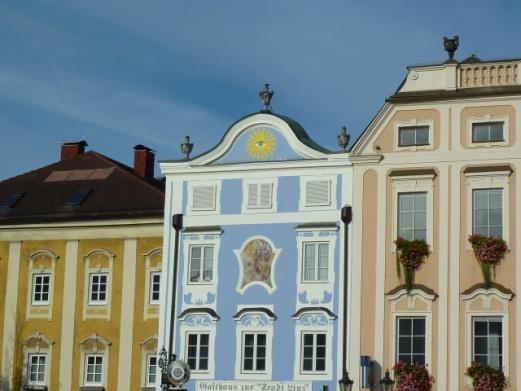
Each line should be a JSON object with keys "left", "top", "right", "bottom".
{"left": 1, "top": 241, "right": 21, "bottom": 387}
{"left": 437, "top": 164, "right": 449, "bottom": 389}
{"left": 58, "top": 240, "right": 79, "bottom": 390}
{"left": 117, "top": 238, "right": 137, "bottom": 391}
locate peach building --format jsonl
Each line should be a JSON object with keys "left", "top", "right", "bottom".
{"left": 349, "top": 43, "right": 521, "bottom": 390}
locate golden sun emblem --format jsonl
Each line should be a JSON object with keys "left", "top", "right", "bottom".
{"left": 246, "top": 129, "right": 276, "bottom": 160}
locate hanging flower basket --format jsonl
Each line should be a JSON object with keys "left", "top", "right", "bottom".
{"left": 468, "top": 234, "right": 509, "bottom": 287}
{"left": 466, "top": 361, "right": 508, "bottom": 391}
{"left": 394, "top": 237, "right": 431, "bottom": 291}
{"left": 393, "top": 361, "right": 434, "bottom": 391}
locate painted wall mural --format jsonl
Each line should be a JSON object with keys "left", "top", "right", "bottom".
{"left": 234, "top": 236, "right": 281, "bottom": 294}
{"left": 246, "top": 129, "right": 277, "bottom": 160}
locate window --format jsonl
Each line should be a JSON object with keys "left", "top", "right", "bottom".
{"left": 189, "top": 245, "right": 214, "bottom": 283}
{"left": 398, "top": 126, "right": 430, "bottom": 146}
{"left": 472, "top": 316, "right": 503, "bottom": 369}
{"left": 472, "top": 122, "right": 504, "bottom": 143}
{"left": 473, "top": 188, "right": 503, "bottom": 237}
{"left": 186, "top": 333, "right": 209, "bottom": 371}
{"left": 397, "top": 192, "right": 427, "bottom": 241}
{"left": 301, "top": 333, "right": 326, "bottom": 372}
{"left": 32, "top": 274, "right": 50, "bottom": 305}
{"left": 84, "top": 354, "right": 103, "bottom": 385}
{"left": 247, "top": 183, "right": 272, "bottom": 209}
{"left": 242, "top": 333, "right": 266, "bottom": 372}
{"left": 89, "top": 273, "right": 108, "bottom": 304}
{"left": 146, "top": 354, "right": 157, "bottom": 386}
{"left": 396, "top": 317, "right": 426, "bottom": 365}
{"left": 305, "top": 180, "right": 330, "bottom": 207}
{"left": 0, "top": 192, "right": 24, "bottom": 208}
{"left": 149, "top": 272, "right": 161, "bottom": 304}
{"left": 192, "top": 185, "right": 216, "bottom": 211}
{"left": 302, "top": 243, "right": 329, "bottom": 282}
{"left": 28, "top": 354, "right": 46, "bottom": 384}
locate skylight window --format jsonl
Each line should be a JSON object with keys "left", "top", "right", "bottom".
{"left": 65, "top": 188, "right": 92, "bottom": 206}
{"left": 0, "top": 193, "right": 24, "bottom": 209}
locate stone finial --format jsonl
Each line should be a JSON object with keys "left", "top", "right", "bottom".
{"left": 443, "top": 36, "right": 459, "bottom": 63}
{"left": 337, "top": 126, "right": 350, "bottom": 151}
{"left": 259, "top": 83, "right": 274, "bottom": 112}
{"left": 180, "top": 136, "right": 194, "bottom": 159}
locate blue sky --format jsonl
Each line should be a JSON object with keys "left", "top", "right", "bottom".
{"left": 1, "top": 1, "right": 521, "bottom": 179}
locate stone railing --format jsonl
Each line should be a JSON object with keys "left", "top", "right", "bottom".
{"left": 459, "top": 63, "right": 518, "bottom": 88}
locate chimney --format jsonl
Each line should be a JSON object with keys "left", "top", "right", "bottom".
{"left": 61, "top": 140, "right": 88, "bottom": 161}
{"left": 133, "top": 145, "right": 155, "bottom": 179}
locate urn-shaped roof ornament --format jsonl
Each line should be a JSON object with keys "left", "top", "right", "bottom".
{"left": 443, "top": 35, "right": 459, "bottom": 63}
{"left": 337, "top": 126, "right": 350, "bottom": 151}
{"left": 259, "top": 83, "right": 274, "bottom": 113}
{"left": 181, "top": 136, "right": 194, "bottom": 159}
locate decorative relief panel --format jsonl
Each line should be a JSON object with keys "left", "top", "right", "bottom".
{"left": 234, "top": 236, "right": 280, "bottom": 294}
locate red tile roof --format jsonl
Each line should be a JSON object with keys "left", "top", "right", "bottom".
{"left": 0, "top": 151, "right": 164, "bottom": 225}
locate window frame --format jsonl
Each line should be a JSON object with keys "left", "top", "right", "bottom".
{"left": 394, "top": 119, "right": 434, "bottom": 151}
{"left": 83, "top": 354, "right": 104, "bottom": 386}
{"left": 88, "top": 273, "right": 109, "bottom": 305}
{"left": 301, "top": 242, "right": 330, "bottom": 283}
{"left": 391, "top": 174, "right": 435, "bottom": 251}
{"left": 465, "top": 171, "right": 510, "bottom": 246}
{"left": 467, "top": 115, "right": 509, "bottom": 148}
{"left": 397, "top": 125, "right": 430, "bottom": 147}
{"left": 145, "top": 354, "right": 158, "bottom": 387}
{"left": 472, "top": 188, "right": 503, "bottom": 238}
{"left": 300, "top": 332, "right": 327, "bottom": 373}
{"left": 31, "top": 273, "right": 51, "bottom": 306}
{"left": 397, "top": 191, "right": 428, "bottom": 242}
{"left": 187, "top": 244, "right": 215, "bottom": 285}
{"left": 149, "top": 271, "right": 161, "bottom": 305}
{"left": 242, "top": 178, "right": 278, "bottom": 213}
{"left": 395, "top": 316, "right": 427, "bottom": 365}
{"left": 240, "top": 332, "right": 267, "bottom": 374}
{"left": 27, "top": 353, "right": 47, "bottom": 385}
{"left": 299, "top": 175, "right": 337, "bottom": 211}
{"left": 185, "top": 332, "right": 210, "bottom": 373}
{"left": 187, "top": 180, "right": 221, "bottom": 215}
{"left": 471, "top": 316, "right": 504, "bottom": 369}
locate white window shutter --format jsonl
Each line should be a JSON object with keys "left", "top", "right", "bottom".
{"left": 192, "top": 186, "right": 215, "bottom": 210}
{"left": 247, "top": 184, "right": 258, "bottom": 208}
{"left": 305, "top": 180, "right": 330, "bottom": 206}
{"left": 259, "top": 183, "right": 272, "bottom": 208}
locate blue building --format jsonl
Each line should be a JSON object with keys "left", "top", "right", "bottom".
{"left": 159, "top": 92, "right": 353, "bottom": 391}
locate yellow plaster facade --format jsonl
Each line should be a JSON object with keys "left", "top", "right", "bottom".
{"left": 0, "top": 220, "right": 163, "bottom": 390}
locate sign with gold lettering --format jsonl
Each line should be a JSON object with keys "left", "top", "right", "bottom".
{"left": 197, "top": 381, "right": 312, "bottom": 391}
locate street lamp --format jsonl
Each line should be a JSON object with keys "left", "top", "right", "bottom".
{"left": 339, "top": 206, "right": 353, "bottom": 391}
{"left": 159, "top": 214, "right": 191, "bottom": 390}
{"left": 379, "top": 369, "right": 395, "bottom": 391}
{"left": 338, "top": 370, "right": 354, "bottom": 391}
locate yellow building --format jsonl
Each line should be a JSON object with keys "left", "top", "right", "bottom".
{"left": 0, "top": 142, "right": 164, "bottom": 390}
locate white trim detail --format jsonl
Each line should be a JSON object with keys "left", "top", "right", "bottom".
{"left": 293, "top": 309, "right": 334, "bottom": 381}
{"left": 140, "top": 335, "right": 158, "bottom": 388}
{"left": 463, "top": 289, "right": 512, "bottom": 385}
{"left": 179, "top": 316, "right": 216, "bottom": 380}
{"left": 79, "top": 334, "right": 111, "bottom": 388}
{"left": 22, "top": 332, "right": 54, "bottom": 388}
{"left": 387, "top": 289, "right": 436, "bottom": 370}
{"left": 182, "top": 233, "right": 221, "bottom": 309}
{"left": 83, "top": 249, "right": 115, "bottom": 320}
{"left": 394, "top": 118, "right": 435, "bottom": 152}
{"left": 295, "top": 229, "right": 337, "bottom": 312}
{"left": 26, "top": 251, "right": 58, "bottom": 319}
{"left": 144, "top": 247, "right": 162, "bottom": 320}
{"left": 391, "top": 174, "right": 435, "bottom": 249}
{"left": 234, "top": 307, "right": 274, "bottom": 380}
{"left": 234, "top": 236, "right": 281, "bottom": 295}
{"left": 467, "top": 114, "right": 509, "bottom": 148}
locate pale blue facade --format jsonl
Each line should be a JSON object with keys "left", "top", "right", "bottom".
{"left": 160, "top": 111, "right": 353, "bottom": 391}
